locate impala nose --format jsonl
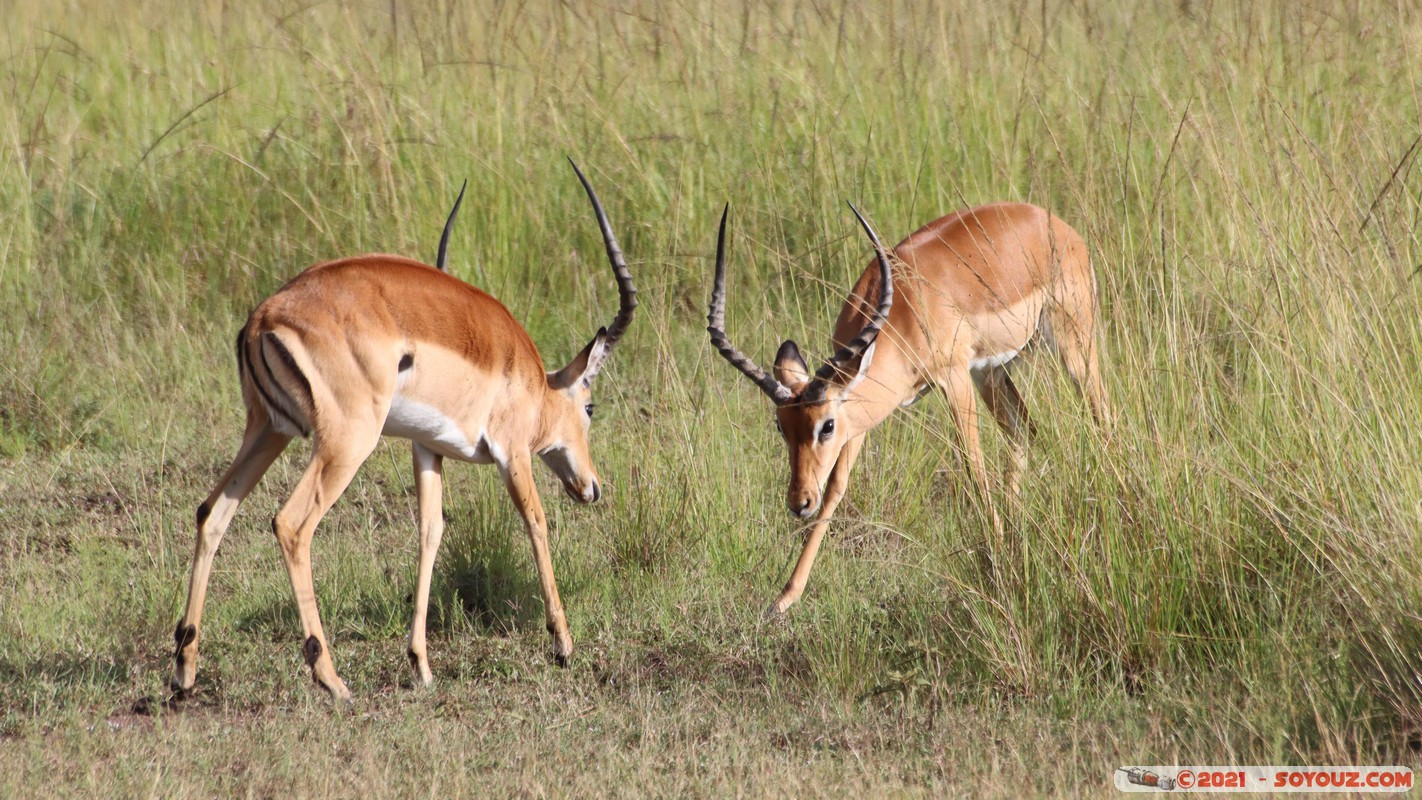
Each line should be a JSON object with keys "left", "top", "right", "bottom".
{"left": 565, "top": 479, "right": 600, "bottom": 504}
{"left": 571, "top": 479, "right": 600, "bottom": 504}
{"left": 789, "top": 495, "right": 815, "bottom": 518}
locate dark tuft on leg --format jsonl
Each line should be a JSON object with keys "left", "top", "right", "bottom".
{"left": 407, "top": 649, "right": 418, "bottom": 668}
{"left": 196, "top": 502, "right": 211, "bottom": 528}
{"left": 303, "top": 635, "right": 322, "bottom": 666}
{"left": 173, "top": 622, "right": 197, "bottom": 656}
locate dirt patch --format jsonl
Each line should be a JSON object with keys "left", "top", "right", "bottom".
{"left": 104, "top": 710, "right": 156, "bottom": 733}
{"left": 594, "top": 635, "right": 773, "bottom": 697}
{"left": 78, "top": 491, "right": 129, "bottom": 516}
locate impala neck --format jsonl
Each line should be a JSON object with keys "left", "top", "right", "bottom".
{"left": 834, "top": 338, "right": 922, "bottom": 433}
{"left": 532, "top": 382, "right": 565, "bottom": 452}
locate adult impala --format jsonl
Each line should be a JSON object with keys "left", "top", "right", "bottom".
{"left": 708, "top": 201, "right": 1110, "bottom": 616}
{"left": 172, "top": 161, "right": 636, "bottom": 699}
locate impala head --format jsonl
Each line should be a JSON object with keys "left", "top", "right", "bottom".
{"left": 537, "top": 160, "right": 638, "bottom": 505}
{"left": 707, "top": 203, "right": 894, "bottom": 518}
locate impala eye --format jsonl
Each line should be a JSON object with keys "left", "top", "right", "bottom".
{"left": 585, "top": 403, "right": 595, "bottom": 418}
{"left": 818, "top": 419, "right": 835, "bottom": 441}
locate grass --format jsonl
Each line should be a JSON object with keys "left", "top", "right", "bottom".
{"left": 2, "top": 0, "right": 1422, "bottom": 796}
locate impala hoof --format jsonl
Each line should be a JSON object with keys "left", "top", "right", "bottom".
{"left": 170, "top": 666, "right": 198, "bottom": 696}
{"left": 548, "top": 624, "right": 573, "bottom": 667}
{"left": 553, "top": 638, "right": 574, "bottom": 668}
{"left": 408, "top": 649, "right": 435, "bottom": 688}
{"left": 317, "top": 677, "right": 353, "bottom": 702}
{"left": 167, "top": 677, "right": 193, "bottom": 700}
{"left": 553, "top": 637, "right": 574, "bottom": 668}
{"left": 763, "top": 601, "right": 791, "bottom": 623}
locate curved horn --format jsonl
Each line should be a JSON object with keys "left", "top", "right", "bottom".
{"left": 435, "top": 179, "right": 467, "bottom": 273}
{"left": 569, "top": 158, "right": 638, "bottom": 352}
{"left": 805, "top": 202, "right": 894, "bottom": 396}
{"left": 707, "top": 204, "right": 794, "bottom": 405}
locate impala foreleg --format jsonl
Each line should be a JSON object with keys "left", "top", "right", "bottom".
{"left": 500, "top": 451, "right": 573, "bottom": 665}
{"left": 271, "top": 433, "right": 378, "bottom": 700}
{"left": 173, "top": 420, "right": 290, "bottom": 694}
{"left": 768, "top": 433, "right": 865, "bottom": 618}
{"left": 406, "top": 443, "right": 445, "bottom": 687}
{"left": 940, "top": 371, "right": 1003, "bottom": 536}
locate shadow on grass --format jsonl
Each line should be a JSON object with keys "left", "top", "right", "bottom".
{"left": 427, "top": 510, "right": 544, "bottom": 637}
{"left": 221, "top": 492, "right": 590, "bottom": 648}
{"left": 232, "top": 596, "right": 301, "bottom": 638}
{"left": 0, "top": 650, "right": 134, "bottom": 692}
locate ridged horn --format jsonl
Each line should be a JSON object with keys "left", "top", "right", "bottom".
{"left": 569, "top": 158, "right": 638, "bottom": 353}
{"left": 435, "top": 179, "right": 467, "bottom": 273}
{"left": 803, "top": 202, "right": 894, "bottom": 401}
{"left": 706, "top": 204, "right": 794, "bottom": 405}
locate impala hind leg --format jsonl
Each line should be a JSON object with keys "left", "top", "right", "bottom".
{"left": 768, "top": 433, "right": 865, "bottom": 618}
{"left": 974, "top": 366, "right": 1035, "bottom": 498}
{"left": 1046, "top": 299, "right": 1112, "bottom": 430}
{"left": 499, "top": 450, "right": 574, "bottom": 665}
{"left": 272, "top": 430, "right": 379, "bottom": 700}
{"left": 173, "top": 417, "right": 291, "bottom": 694}
{"left": 406, "top": 443, "right": 445, "bottom": 687}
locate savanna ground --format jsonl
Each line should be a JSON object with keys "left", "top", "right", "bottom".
{"left": 2, "top": 1, "right": 1422, "bottom": 796}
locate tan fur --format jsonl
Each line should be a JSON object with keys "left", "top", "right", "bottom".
{"left": 762, "top": 203, "right": 1111, "bottom": 615}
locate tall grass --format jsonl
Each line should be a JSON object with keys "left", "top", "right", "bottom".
{"left": 2, "top": 0, "right": 1421, "bottom": 791}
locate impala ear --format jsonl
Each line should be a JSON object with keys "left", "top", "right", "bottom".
{"left": 842, "top": 339, "right": 878, "bottom": 394}
{"left": 773, "top": 340, "right": 811, "bottom": 388}
{"left": 549, "top": 327, "right": 610, "bottom": 390}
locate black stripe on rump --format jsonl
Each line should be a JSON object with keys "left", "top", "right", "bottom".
{"left": 242, "top": 332, "right": 285, "bottom": 430}
{"left": 247, "top": 332, "right": 311, "bottom": 437}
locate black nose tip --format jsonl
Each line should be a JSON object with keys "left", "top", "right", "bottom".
{"left": 591, "top": 482, "right": 602, "bottom": 503}
{"left": 791, "top": 496, "right": 813, "bottom": 516}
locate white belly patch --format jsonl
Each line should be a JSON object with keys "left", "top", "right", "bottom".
{"left": 969, "top": 349, "right": 1020, "bottom": 372}
{"left": 382, "top": 395, "right": 497, "bottom": 464}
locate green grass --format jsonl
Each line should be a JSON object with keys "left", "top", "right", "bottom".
{"left": 3, "top": 1, "right": 1421, "bottom": 795}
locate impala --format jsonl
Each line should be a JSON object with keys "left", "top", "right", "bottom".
{"left": 172, "top": 161, "right": 636, "bottom": 699}
{"left": 708, "top": 201, "right": 1110, "bottom": 616}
